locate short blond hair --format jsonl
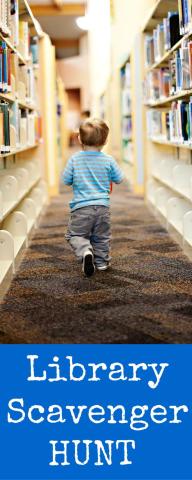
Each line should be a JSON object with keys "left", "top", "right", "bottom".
{"left": 79, "top": 118, "right": 109, "bottom": 147}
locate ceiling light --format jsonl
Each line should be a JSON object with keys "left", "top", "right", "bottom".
{"left": 76, "top": 15, "right": 91, "bottom": 31}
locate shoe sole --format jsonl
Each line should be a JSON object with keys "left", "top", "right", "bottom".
{"left": 83, "top": 254, "right": 95, "bottom": 277}
{"left": 97, "top": 264, "right": 110, "bottom": 271}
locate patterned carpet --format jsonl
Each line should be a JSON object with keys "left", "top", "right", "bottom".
{"left": 0, "top": 184, "right": 192, "bottom": 344}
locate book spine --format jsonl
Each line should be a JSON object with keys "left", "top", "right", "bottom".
{"left": 189, "top": 42, "right": 192, "bottom": 87}
{"left": 183, "top": 0, "right": 189, "bottom": 32}
{"left": 0, "top": 49, "right": 2, "bottom": 92}
{"left": 176, "top": 50, "right": 182, "bottom": 92}
{"left": 3, "top": 103, "right": 10, "bottom": 151}
{"left": 0, "top": 110, "right": 4, "bottom": 152}
{"left": 2, "top": 42, "right": 8, "bottom": 92}
{"left": 0, "top": 103, "right": 5, "bottom": 152}
{"left": 187, "top": 0, "right": 192, "bottom": 28}
{"left": 7, "top": 49, "right": 11, "bottom": 92}
{"left": 189, "top": 97, "right": 192, "bottom": 141}
{"left": 178, "top": 0, "right": 184, "bottom": 34}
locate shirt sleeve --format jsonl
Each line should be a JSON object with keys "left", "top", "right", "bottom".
{"left": 110, "top": 158, "right": 124, "bottom": 184}
{"left": 62, "top": 157, "right": 73, "bottom": 185}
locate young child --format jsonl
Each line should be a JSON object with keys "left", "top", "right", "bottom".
{"left": 62, "top": 118, "right": 124, "bottom": 277}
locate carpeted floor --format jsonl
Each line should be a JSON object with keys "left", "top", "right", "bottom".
{"left": 0, "top": 183, "right": 192, "bottom": 344}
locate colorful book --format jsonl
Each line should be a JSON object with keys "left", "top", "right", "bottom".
{"left": 0, "top": 102, "right": 10, "bottom": 152}
{"left": 168, "top": 12, "right": 181, "bottom": 48}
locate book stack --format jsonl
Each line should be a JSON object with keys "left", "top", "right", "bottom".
{"left": 147, "top": 98, "right": 192, "bottom": 144}
{"left": 147, "top": 109, "right": 171, "bottom": 142}
{"left": 10, "top": 0, "right": 19, "bottom": 47}
{"left": 0, "top": 101, "right": 10, "bottom": 152}
{"left": 19, "top": 21, "right": 29, "bottom": 61}
{"left": 0, "top": 0, "right": 19, "bottom": 42}
{"left": 0, "top": 100, "right": 40, "bottom": 153}
{"left": 18, "top": 108, "right": 39, "bottom": 147}
{"left": 144, "top": 69, "right": 170, "bottom": 102}
{"left": 122, "top": 89, "right": 131, "bottom": 116}
{"left": 121, "top": 62, "right": 132, "bottom": 116}
{"left": 169, "top": 100, "right": 192, "bottom": 142}
{"left": 30, "top": 36, "right": 39, "bottom": 65}
{"left": 145, "top": 12, "right": 181, "bottom": 67}
{"left": 178, "top": 0, "right": 192, "bottom": 34}
{"left": 0, "top": 40, "right": 12, "bottom": 92}
{"left": 121, "top": 61, "right": 133, "bottom": 164}
{"left": 35, "top": 112, "right": 42, "bottom": 143}
{"left": 169, "top": 40, "right": 192, "bottom": 93}
{"left": 145, "top": 39, "right": 192, "bottom": 102}
{"left": 122, "top": 117, "right": 132, "bottom": 141}
{"left": 18, "top": 64, "right": 36, "bottom": 105}
{"left": 0, "top": 0, "right": 11, "bottom": 37}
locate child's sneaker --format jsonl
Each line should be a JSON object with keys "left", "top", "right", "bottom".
{"left": 83, "top": 251, "right": 95, "bottom": 277}
{"left": 97, "top": 263, "right": 110, "bottom": 271}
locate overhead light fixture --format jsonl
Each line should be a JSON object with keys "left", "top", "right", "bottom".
{"left": 76, "top": 15, "right": 91, "bottom": 31}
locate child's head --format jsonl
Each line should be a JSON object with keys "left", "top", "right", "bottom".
{"left": 79, "top": 118, "right": 109, "bottom": 149}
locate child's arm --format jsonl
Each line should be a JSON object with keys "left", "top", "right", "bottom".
{"left": 62, "top": 157, "right": 73, "bottom": 186}
{"left": 110, "top": 158, "right": 125, "bottom": 184}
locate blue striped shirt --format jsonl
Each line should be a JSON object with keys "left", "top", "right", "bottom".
{"left": 62, "top": 150, "right": 124, "bottom": 211}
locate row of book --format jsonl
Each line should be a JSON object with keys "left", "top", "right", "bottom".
{"left": 144, "top": 69, "right": 170, "bottom": 102}
{"left": 18, "top": 23, "right": 39, "bottom": 63}
{"left": 121, "top": 62, "right": 131, "bottom": 89}
{"left": 0, "top": 1, "right": 35, "bottom": 60}
{"left": 145, "top": 11, "right": 181, "bottom": 67}
{"left": 1, "top": 0, "right": 39, "bottom": 63}
{"left": 0, "top": 46, "right": 38, "bottom": 105}
{"left": 0, "top": 0, "right": 18, "bottom": 40}
{"left": 121, "top": 61, "right": 132, "bottom": 164}
{"left": 19, "top": 64, "right": 37, "bottom": 105}
{"left": 147, "top": 99, "right": 192, "bottom": 144}
{"left": 0, "top": 100, "right": 42, "bottom": 153}
{"left": 144, "top": 39, "right": 192, "bottom": 102}
{"left": 122, "top": 88, "right": 132, "bottom": 116}
{"left": 122, "top": 117, "right": 132, "bottom": 141}
{"left": 122, "top": 139, "right": 133, "bottom": 164}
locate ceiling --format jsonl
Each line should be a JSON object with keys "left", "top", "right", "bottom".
{"left": 29, "top": 0, "right": 86, "bottom": 59}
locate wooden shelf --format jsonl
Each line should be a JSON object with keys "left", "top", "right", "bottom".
{"left": 142, "top": 0, "right": 178, "bottom": 33}
{"left": 0, "top": 92, "right": 15, "bottom": 102}
{"left": 20, "top": 0, "right": 44, "bottom": 37}
{"left": 149, "top": 137, "right": 192, "bottom": 149}
{"left": 145, "top": 29, "right": 192, "bottom": 72}
{"left": 0, "top": 143, "right": 39, "bottom": 158}
{"left": 18, "top": 100, "right": 38, "bottom": 111}
{"left": 145, "top": 89, "right": 192, "bottom": 107}
{"left": 0, "top": 93, "right": 38, "bottom": 111}
{"left": 152, "top": 173, "right": 192, "bottom": 202}
{"left": 0, "top": 176, "right": 41, "bottom": 222}
{"left": 0, "top": 33, "right": 27, "bottom": 65}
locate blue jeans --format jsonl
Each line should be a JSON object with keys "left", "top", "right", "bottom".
{"left": 65, "top": 205, "right": 111, "bottom": 266}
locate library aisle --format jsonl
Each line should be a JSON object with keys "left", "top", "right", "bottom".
{"left": 0, "top": 184, "right": 192, "bottom": 344}
{"left": 1, "top": 0, "right": 192, "bottom": 344}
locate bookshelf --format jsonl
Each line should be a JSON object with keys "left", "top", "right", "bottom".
{"left": 56, "top": 76, "right": 68, "bottom": 174}
{"left": 120, "top": 57, "right": 134, "bottom": 188}
{"left": 142, "top": 0, "right": 192, "bottom": 252}
{"left": 0, "top": 0, "right": 51, "bottom": 294}
{"left": 116, "top": 37, "right": 144, "bottom": 195}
